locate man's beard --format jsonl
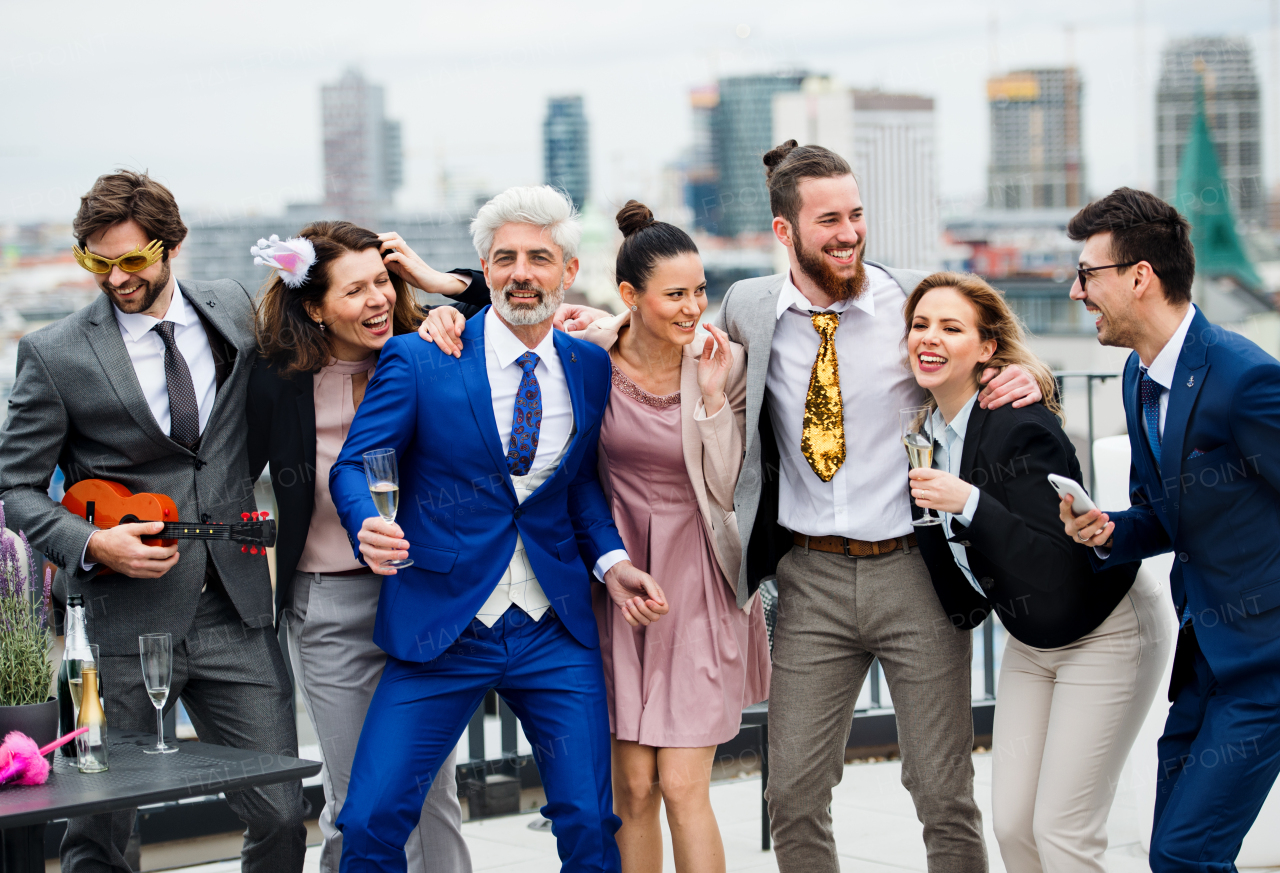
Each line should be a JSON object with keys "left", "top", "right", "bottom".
{"left": 794, "top": 230, "right": 867, "bottom": 302}
{"left": 491, "top": 279, "right": 564, "bottom": 326}
{"left": 100, "top": 260, "right": 170, "bottom": 314}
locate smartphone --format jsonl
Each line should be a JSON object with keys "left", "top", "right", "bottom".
{"left": 1047, "top": 473, "right": 1098, "bottom": 515}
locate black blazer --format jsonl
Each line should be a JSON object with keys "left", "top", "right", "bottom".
{"left": 914, "top": 401, "right": 1140, "bottom": 649}
{"left": 246, "top": 269, "right": 490, "bottom": 616}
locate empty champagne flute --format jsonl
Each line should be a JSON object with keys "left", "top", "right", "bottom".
{"left": 900, "top": 406, "right": 942, "bottom": 527}
{"left": 363, "top": 448, "right": 413, "bottom": 568}
{"left": 139, "top": 633, "right": 178, "bottom": 754}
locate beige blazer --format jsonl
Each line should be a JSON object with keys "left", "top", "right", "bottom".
{"left": 577, "top": 311, "right": 750, "bottom": 607}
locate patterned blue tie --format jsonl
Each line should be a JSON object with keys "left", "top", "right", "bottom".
{"left": 1139, "top": 370, "right": 1162, "bottom": 468}
{"left": 506, "top": 352, "right": 542, "bottom": 476}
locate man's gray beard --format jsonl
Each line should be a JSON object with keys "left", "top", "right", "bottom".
{"left": 491, "top": 281, "right": 565, "bottom": 326}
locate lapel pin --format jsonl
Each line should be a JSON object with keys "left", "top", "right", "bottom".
{"left": 206, "top": 301, "right": 216, "bottom": 307}
{"left": 1186, "top": 375, "right": 1194, "bottom": 387}
{"left": 570, "top": 352, "right": 577, "bottom": 363}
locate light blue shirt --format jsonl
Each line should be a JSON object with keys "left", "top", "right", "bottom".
{"left": 930, "top": 393, "right": 984, "bottom": 597}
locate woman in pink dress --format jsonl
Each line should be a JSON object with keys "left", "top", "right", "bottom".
{"left": 578, "top": 201, "right": 771, "bottom": 873}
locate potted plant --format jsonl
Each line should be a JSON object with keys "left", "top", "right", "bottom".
{"left": 0, "top": 502, "right": 56, "bottom": 751}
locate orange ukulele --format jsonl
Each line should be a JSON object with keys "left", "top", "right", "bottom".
{"left": 61, "top": 479, "right": 276, "bottom": 554}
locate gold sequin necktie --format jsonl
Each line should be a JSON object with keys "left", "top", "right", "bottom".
{"left": 802, "top": 311, "right": 845, "bottom": 482}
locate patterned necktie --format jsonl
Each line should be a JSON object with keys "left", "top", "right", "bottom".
{"left": 1139, "top": 370, "right": 1162, "bottom": 468}
{"left": 506, "top": 352, "right": 542, "bottom": 477}
{"left": 801, "top": 312, "right": 845, "bottom": 482}
{"left": 152, "top": 321, "right": 201, "bottom": 448}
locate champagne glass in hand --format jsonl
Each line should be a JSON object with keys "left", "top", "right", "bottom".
{"left": 363, "top": 448, "right": 414, "bottom": 569}
{"left": 900, "top": 406, "right": 942, "bottom": 527}
{"left": 139, "top": 633, "right": 178, "bottom": 754}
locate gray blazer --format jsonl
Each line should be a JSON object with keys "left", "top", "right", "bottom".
{"left": 713, "top": 262, "right": 931, "bottom": 606}
{"left": 0, "top": 281, "right": 273, "bottom": 655}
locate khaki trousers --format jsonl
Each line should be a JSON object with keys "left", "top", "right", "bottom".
{"left": 766, "top": 546, "right": 987, "bottom": 873}
{"left": 991, "top": 567, "right": 1171, "bottom": 873}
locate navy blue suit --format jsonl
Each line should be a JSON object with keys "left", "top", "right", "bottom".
{"left": 330, "top": 310, "right": 624, "bottom": 872}
{"left": 1093, "top": 307, "right": 1280, "bottom": 872}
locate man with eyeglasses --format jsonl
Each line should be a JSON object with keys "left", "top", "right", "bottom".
{"left": 0, "top": 170, "right": 312, "bottom": 872}
{"left": 1059, "top": 187, "right": 1280, "bottom": 873}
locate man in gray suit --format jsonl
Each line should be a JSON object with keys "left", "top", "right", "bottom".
{"left": 0, "top": 170, "right": 307, "bottom": 872}
{"left": 714, "top": 142, "right": 1043, "bottom": 873}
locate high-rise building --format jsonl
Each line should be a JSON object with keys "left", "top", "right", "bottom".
{"left": 986, "top": 69, "right": 1085, "bottom": 210}
{"left": 685, "top": 85, "right": 721, "bottom": 234}
{"left": 1156, "top": 37, "right": 1263, "bottom": 226}
{"left": 713, "top": 73, "right": 806, "bottom": 237}
{"left": 322, "top": 69, "right": 403, "bottom": 227}
{"left": 544, "top": 96, "right": 590, "bottom": 211}
{"left": 773, "top": 79, "right": 939, "bottom": 269}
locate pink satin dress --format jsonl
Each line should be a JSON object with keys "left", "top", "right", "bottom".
{"left": 593, "top": 364, "right": 770, "bottom": 748}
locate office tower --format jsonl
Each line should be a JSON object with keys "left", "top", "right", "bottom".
{"left": 322, "top": 69, "right": 403, "bottom": 227}
{"left": 685, "top": 85, "right": 721, "bottom": 234}
{"left": 986, "top": 68, "right": 1085, "bottom": 210}
{"left": 713, "top": 73, "right": 806, "bottom": 237}
{"left": 1156, "top": 37, "right": 1263, "bottom": 226}
{"left": 773, "top": 80, "right": 939, "bottom": 269}
{"left": 544, "top": 96, "right": 590, "bottom": 211}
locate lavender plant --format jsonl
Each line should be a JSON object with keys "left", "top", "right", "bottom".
{"left": 0, "top": 502, "right": 53, "bottom": 707}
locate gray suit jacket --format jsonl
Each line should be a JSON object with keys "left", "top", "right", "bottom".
{"left": 713, "top": 262, "right": 931, "bottom": 607}
{"left": 0, "top": 280, "right": 273, "bottom": 655}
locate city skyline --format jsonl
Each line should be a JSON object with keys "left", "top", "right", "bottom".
{"left": 2, "top": 0, "right": 1277, "bottom": 225}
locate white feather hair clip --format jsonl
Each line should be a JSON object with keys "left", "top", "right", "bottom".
{"left": 250, "top": 235, "right": 317, "bottom": 288}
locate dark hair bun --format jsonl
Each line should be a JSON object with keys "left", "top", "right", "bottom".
{"left": 763, "top": 140, "right": 799, "bottom": 179}
{"left": 616, "top": 200, "right": 657, "bottom": 237}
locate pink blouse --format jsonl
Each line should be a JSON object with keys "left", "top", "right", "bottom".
{"left": 296, "top": 356, "right": 376, "bottom": 574}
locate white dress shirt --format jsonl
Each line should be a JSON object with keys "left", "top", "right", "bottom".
{"left": 114, "top": 282, "right": 218, "bottom": 436}
{"left": 474, "top": 308, "right": 627, "bottom": 626}
{"left": 765, "top": 266, "right": 927, "bottom": 541}
{"left": 930, "top": 394, "right": 983, "bottom": 596}
{"left": 83, "top": 282, "right": 218, "bottom": 570}
{"left": 1139, "top": 304, "right": 1197, "bottom": 441}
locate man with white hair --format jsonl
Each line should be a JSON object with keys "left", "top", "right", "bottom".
{"left": 328, "top": 186, "right": 668, "bottom": 873}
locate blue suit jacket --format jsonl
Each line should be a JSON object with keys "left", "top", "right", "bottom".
{"left": 1094, "top": 307, "right": 1280, "bottom": 702}
{"left": 330, "top": 308, "right": 625, "bottom": 663}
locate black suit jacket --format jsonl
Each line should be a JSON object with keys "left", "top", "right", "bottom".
{"left": 914, "top": 401, "right": 1139, "bottom": 649}
{"left": 247, "top": 269, "right": 490, "bottom": 616}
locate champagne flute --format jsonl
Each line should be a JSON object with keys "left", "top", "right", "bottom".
{"left": 139, "top": 633, "right": 178, "bottom": 754}
{"left": 901, "top": 406, "right": 942, "bottom": 527}
{"left": 363, "top": 448, "right": 414, "bottom": 569}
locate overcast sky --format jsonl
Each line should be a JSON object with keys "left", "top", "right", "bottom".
{"left": 1, "top": 0, "right": 1275, "bottom": 225}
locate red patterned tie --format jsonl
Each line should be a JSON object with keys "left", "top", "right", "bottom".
{"left": 506, "top": 352, "right": 542, "bottom": 476}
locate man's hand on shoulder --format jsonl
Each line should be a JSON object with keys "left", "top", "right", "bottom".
{"left": 979, "top": 364, "right": 1043, "bottom": 409}
{"left": 85, "top": 522, "right": 179, "bottom": 578}
{"left": 603, "top": 560, "right": 669, "bottom": 627}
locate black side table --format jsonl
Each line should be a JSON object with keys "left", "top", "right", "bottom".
{"left": 0, "top": 731, "right": 320, "bottom": 873}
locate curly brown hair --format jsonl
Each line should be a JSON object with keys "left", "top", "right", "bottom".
{"left": 73, "top": 170, "right": 188, "bottom": 255}
{"left": 255, "top": 221, "right": 424, "bottom": 376}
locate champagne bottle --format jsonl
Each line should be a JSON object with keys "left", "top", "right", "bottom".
{"left": 75, "top": 662, "right": 109, "bottom": 772}
{"left": 58, "top": 594, "right": 92, "bottom": 757}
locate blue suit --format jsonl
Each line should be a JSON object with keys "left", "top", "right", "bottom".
{"left": 1093, "top": 307, "right": 1280, "bottom": 872}
{"left": 329, "top": 310, "right": 624, "bottom": 873}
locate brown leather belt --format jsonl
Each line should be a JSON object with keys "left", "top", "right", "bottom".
{"left": 793, "top": 532, "right": 917, "bottom": 558}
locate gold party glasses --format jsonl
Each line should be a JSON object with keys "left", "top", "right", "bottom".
{"left": 73, "top": 239, "right": 164, "bottom": 274}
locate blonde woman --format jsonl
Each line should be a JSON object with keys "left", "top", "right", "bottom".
{"left": 904, "top": 271, "right": 1169, "bottom": 873}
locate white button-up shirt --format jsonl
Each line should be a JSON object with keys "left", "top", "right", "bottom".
{"left": 475, "top": 308, "right": 627, "bottom": 626}
{"left": 765, "top": 266, "right": 926, "bottom": 541}
{"left": 930, "top": 394, "right": 983, "bottom": 596}
{"left": 1139, "top": 304, "right": 1197, "bottom": 441}
{"left": 113, "top": 282, "right": 218, "bottom": 436}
